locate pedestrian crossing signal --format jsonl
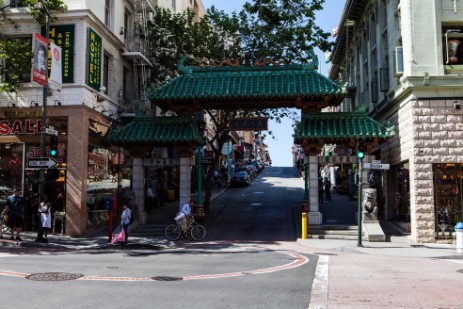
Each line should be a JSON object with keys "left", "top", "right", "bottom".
{"left": 49, "top": 135, "right": 58, "bottom": 157}
{"left": 357, "top": 151, "right": 365, "bottom": 159}
{"left": 357, "top": 138, "right": 366, "bottom": 159}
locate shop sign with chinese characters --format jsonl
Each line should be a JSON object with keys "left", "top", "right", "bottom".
{"left": 318, "top": 156, "right": 359, "bottom": 164}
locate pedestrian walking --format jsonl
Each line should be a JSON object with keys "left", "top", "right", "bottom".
{"left": 120, "top": 203, "right": 131, "bottom": 244}
{"left": 318, "top": 176, "right": 324, "bottom": 204}
{"left": 5, "top": 187, "right": 25, "bottom": 241}
{"left": 36, "top": 197, "right": 52, "bottom": 243}
{"left": 324, "top": 177, "right": 332, "bottom": 202}
{"left": 145, "top": 185, "right": 154, "bottom": 213}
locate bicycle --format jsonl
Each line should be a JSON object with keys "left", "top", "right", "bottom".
{"left": 164, "top": 214, "right": 206, "bottom": 241}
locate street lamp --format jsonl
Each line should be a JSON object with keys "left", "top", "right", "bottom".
{"left": 357, "top": 138, "right": 365, "bottom": 247}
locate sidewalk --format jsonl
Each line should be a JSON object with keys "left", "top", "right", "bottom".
{"left": 0, "top": 185, "right": 227, "bottom": 249}
{"left": 299, "top": 237, "right": 463, "bottom": 309}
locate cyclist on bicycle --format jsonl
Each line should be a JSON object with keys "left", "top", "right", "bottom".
{"left": 174, "top": 200, "right": 194, "bottom": 230}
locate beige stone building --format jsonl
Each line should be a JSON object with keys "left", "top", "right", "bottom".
{"left": 329, "top": 0, "right": 463, "bottom": 242}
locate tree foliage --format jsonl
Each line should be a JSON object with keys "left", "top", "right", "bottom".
{"left": 208, "top": 0, "right": 331, "bottom": 63}
{"left": 147, "top": 0, "right": 329, "bottom": 212}
{"left": 0, "top": 38, "right": 32, "bottom": 92}
{"left": 0, "top": 0, "right": 67, "bottom": 92}
{"left": 147, "top": 7, "right": 240, "bottom": 85}
{"left": 25, "top": 0, "right": 67, "bottom": 25}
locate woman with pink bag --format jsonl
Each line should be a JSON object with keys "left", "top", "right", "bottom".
{"left": 112, "top": 203, "right": 131, "bottom": 244}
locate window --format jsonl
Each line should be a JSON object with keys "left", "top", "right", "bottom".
{"left": 394, "top": 46, "right": 404, "bottom": 76}
{"left": 380, "top": 68, "right": 389, "bottom": 92}
{"left": 434, "top": 163, "right": 463, "bottom": 239}
{"left": 124, "top": 10, "right": 132, "bottom": 41}
{"left": 102, "top": 54, "right": 109, "bottom": 95}
{"left": 443, "top": 26, "right": 463, "bottom": 64}
{"left": 371, "top": 78, "right": 378, "bottom": 103}
{"left": 442, "top": 26, "right": 463, "bottom": 73}
{"left": 105, "top": 0, "right": 111, "bottom": 27}
{"left": 10, "top": 0, "right": 26, "bottom": 7}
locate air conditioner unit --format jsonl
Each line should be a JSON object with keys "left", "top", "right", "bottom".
{"left": 394, "top": 46, "right": 404, "bottom": 76}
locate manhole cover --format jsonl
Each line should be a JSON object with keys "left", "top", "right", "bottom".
{"left": 151, "top": 276, "right": 183, "bottom": 281}
{"left": 26, "top": 272, "right": 84, "bottom": 281}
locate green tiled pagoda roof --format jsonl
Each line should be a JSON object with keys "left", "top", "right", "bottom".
{"left": 107, "top": 116, "right": 205, "bottom": 146}
{"left": 149, "top": 62, "right": 345, "bottom": 103}
{"left": 295, "top": 112, "right": 395, "bottom": 142}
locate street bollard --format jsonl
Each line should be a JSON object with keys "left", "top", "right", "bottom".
{"left": 455, "top": 222, "right": 463, "bottom": 254}
{"left": 302, "top": 212, "right": 307, "bottom": 240}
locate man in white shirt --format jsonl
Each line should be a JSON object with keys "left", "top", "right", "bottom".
{"left": 174, "top": 200, "right": 194, "bottom": 228}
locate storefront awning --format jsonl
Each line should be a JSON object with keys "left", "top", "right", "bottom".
{"left": 107, "top": 116, "right": 205, "bottom": 147}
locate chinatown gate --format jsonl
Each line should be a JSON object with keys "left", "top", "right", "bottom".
{"left": 108, "top": 54, "right": 395, "bottom": 226}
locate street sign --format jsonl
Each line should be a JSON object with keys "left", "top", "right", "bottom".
{"left": 28, "top": 157, "right": 58, "bottom": 169}
{"left": 364, "top": 162, "right": 390, "bottom": 170}
{"left": 201, "top": 150, "right": 214, "bottom": 164}
{"left": 221, "top": 142, "right": 232, "bottom": 155}
{"left": 45, "top": 128, "right": 58, "bottom": 136}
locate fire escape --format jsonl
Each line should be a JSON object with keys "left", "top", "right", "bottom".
{"left": 121, "top": 0, "right": 155, "bottom": 116}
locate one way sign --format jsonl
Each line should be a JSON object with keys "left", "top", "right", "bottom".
{"left": 27, "top": 157, "right": 58, "bottom": 169}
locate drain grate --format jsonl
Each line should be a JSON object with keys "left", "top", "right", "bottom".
{"left": 26, "top": 272, "right": 84, "bottom": 281}
{"left": 151, "top": 276, "right": 183, "bottom": 281}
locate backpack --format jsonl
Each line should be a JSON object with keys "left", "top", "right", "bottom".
{"left": 129, "top": 209, "right": 134, "bottom": 225}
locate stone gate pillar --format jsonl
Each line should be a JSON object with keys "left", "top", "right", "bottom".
{"left": 178, "top": 156, "right": 192, "bottom": 209}
{"left": 132, "top": 157, "right": 146, "bottom": 224}
{"left": 308, "top": 155, "right": 322, "bottom": 224}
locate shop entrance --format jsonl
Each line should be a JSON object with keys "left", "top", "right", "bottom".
{"left": 434, "top": 163, "right": 463, "bottom": 240}
{"left": 24, "top": 169, "right": 66, "bottom": 232}
{"left": 391, "top": 163, "right": 410, "bottom": 223}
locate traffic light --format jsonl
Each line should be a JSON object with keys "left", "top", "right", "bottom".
{"left": 49, "top": 135, "right": 58, "bottom": 157}
{"left": 357, "top": 138, "right": 365, "bottom": 159}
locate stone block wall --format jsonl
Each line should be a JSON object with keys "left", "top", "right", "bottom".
{"left": 383, "top": 97, "right": 463, "bottom": 242}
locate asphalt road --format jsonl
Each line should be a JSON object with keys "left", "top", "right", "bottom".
{"left": 0, "top": 167, "right": 317, "bottom": 309}
{"left": 208, "top": 166, "right": 303, "bottom": 241}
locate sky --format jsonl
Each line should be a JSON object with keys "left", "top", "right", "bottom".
{"left": 201, "top": 0, "right": 344, "bottom": 166}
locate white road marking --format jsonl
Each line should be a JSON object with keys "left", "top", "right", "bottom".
{"left": 308, "top": 255, "right": 329, "bottom": 309}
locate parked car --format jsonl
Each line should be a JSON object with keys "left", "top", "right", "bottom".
{"left": 251, "top": 160, "right": 264, "bottom": 172}
{"left": 236, "top": 166, "right": 257, "bottom": 180}
{"left": 230, "top": 171, "right": 252, "bottom": 187}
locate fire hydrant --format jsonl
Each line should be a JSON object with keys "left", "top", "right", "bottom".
{"left": 455, "top": 222, "right": 463, "bottom": 254}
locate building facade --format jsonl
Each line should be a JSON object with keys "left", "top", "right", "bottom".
{"left": 329, "top": 0, "right": 463, "bottom": 242}
{"left": 0, "top": 0, "right": 205, "bottom": 236}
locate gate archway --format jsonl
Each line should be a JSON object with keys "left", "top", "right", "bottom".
{"left": 108, "top": 55, "right": 394, "bottom": 225}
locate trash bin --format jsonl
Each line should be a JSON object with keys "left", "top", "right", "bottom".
{"left": 455, "top": 222, "right": 463, "bottom": 254}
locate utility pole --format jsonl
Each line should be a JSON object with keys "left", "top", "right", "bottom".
{"left": 196, "top": 147, "right": 202, "bottom": 206}
{"left": 37, "top": 2, "right": 50, "bottom": 242}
